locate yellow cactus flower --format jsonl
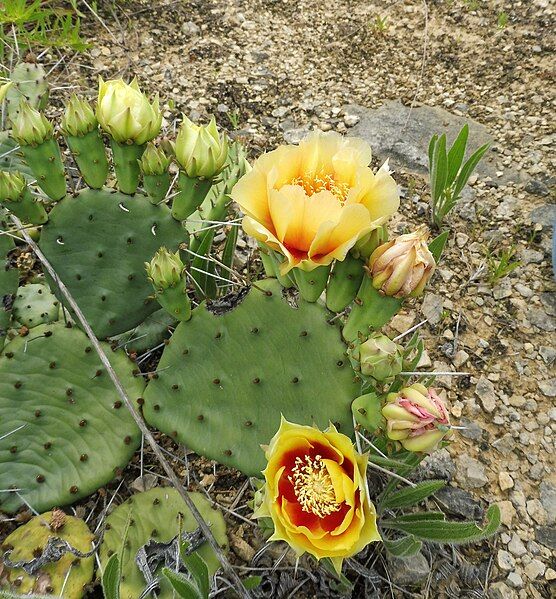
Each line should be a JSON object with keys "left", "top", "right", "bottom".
{"left": 97, "top": 77, "right": 161, "bottom": 145}
{"left": 382, "top": 383, "right": 453, "bottom": 453}
{"left": 254, "top": 418, "right": 381, "bottom": 572}
{"left": 231, "top": 131, "right": 399, "bottom": 274}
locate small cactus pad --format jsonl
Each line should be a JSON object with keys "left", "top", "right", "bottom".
{"left": 111, "top": 308, "right": 176, "bottom": 354}
{"left": 6, "top": 62, "right": 49, "bottom": 122}
{"left": 12, "top": 283, "right": 59, "bottom": 328}
{"left": 0, "top": 232, "right": 18, "bottom": 348}
{"left": 0, "top": 323, "right": 144, "bottom": 513}
{"left": 99, "top": 487, "right": 228, "bottom": 599}
{"left": 0, "top": 510, "right": 94, "bottom": 598}
{"left": 39, "top": 188, "right": 185, "bottom": 338}
{"left": 143, "top": 279, "right": 358, "bottom": 476}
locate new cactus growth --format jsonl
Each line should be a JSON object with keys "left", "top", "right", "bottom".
{"left": 0, "top": 323, "right": 143, "bottom": 513}
{"left": 99, "top": 488, "right": 228, "bottom": 599}
{"left": 171, "top": 116, "right": 228, "bottom": 220}
{"left": 143, "top": 279, "right": 358, "bottom": 476}
{"left": 5, "top": 62, "right": 49, "bottom": 122}
{"left": 0, "top": 171, "right": 48, "bottom": 224}
{"left": 348, "top": 332, "right": 403, "bottom": 382}
{"left": 61, "top": 95, "right": 108, "bottom": 189}
{"left": 12, "top": 282, "right": 60, "bottom": 328}
{"left": 97, "top": 77, "right": 162, "bottom": 194}
{"left": 10, "top": 102, "right": 66, "bottom": 201}
{"left": 139, "top": 142, "right": 171, "bottom": 203}
{"left": 145, "top": 247, "right": 191, "bottom": 321}
{"left": 0, "top": 510, "right": 94, "bottom": 598}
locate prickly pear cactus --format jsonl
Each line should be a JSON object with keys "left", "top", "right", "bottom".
{"left": 39, "top": 189, "right": 185, "bottom": 338}
{"left": 99, "top": 487, "right": 228, "bottom": 599}
{"left": 0, "top": 510, "right": 94, "bottom": 598}
{"left": 12, "top": 282, "right": 59, "bottom": 328}
{"left": 111, "top": 308, "right": 176, "bottom": 354}
{"left": 0, "top": 132, "right": 32, "bottom": 177}
{"left": 5, "top": 62, "right": 49, "bottom": 122}
{"left": 143, "top": 279, "right": 358, "bottom": 476}
{"left": 0, "top": 232, "right": 17, "bottom": 348}
{"left": 0, "top": 323, "right": 144, "bottom": 514}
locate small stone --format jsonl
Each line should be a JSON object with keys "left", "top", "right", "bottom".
{"left": 389, "top": 313, "right": 415, "bottom": 334}
{"left": 535, "top": 526, "right": 556, "bottom": 549}
{"left": 435, "top": 486, "right": 483, "bottom": 520}
{"left": 499, "top": 472, "right": 514, "bottom": 491}
{"left": 524, "top": 179, "right": 549, "bottom": 196}
{"left": 130, "top": 473, "right": 158, "bottom": 492}
{"left": 416, "top": 350, "right": 432, "bottom": 368}
{"left": 524, "top": 559, "right": 546, "bottom": 580}
{"left": 507, "top": 534, "right": 527, "bottom": 557}
{"left": 539, "top": 482, "right": 556, "bottom": 525}
{"left": 414, "top": 448, "right": 455, "bottom": 482}
{"left": 181, "top": 21, "right": 200, "bottom": 36}
{"left": 453, "top": 350, "right": 469, "bottom": 368}
{"left": 539, "top": 346, "right": 556, "bottom": 364}
{"left": 497, "top": 550, "right": 515, "bottom": 571}
{"left": 506, "top": 571, "right": 524, "bottom": 589}
{"left": 475, "top": 376, "right": 497, "bottom": 413}
{"left": 459, "top": 418, "right": 483, "bottom": 441}
{"left": 488, "top": 581, "right": 516, "bottom": 599}
{"left": 545, "top": 568, "right": 556, "bottom": 581}
{"left": 421, "top": 293, "right": 444, "bottom": 325}
{"left": 343, "top": 114, "right": 360, "bottom": 127}
{"left": 526, "top": 499, "right": 548, "bottom": 525}
{"left": 538, "top": 378, "right": 556, "bottom": 397}
{"left": 492, "top": 433, "right": 516, "bottom": 456}
{"left": 456, "top": 455, "right": 488, "bottom": 488}
{"left": 387, "top": 552, "right": 430, "bottom": 587}
{"left": 498, "top": 500, "right": 517, "bottom": 527}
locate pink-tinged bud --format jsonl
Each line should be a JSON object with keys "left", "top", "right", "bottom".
{"left": 381, "top": 383, "right": 452, "bottom": 453}
{"left": 368, "top": 227, "right": 435, "bottom": 298}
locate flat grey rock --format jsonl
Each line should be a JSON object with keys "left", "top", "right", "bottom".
{"left": 344, "top": 100, "right": 520, "bottom": 183}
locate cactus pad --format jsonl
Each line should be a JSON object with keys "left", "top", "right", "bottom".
{"left": 0, "top": 232, "right": 17, "bottom": 348}
{"left": 112, "top": 309, "right": 176, "bottom": 354}
{"left": 5, "top": 63, "right": 49, "bottom": 122}
{"left": 0, "top": 323, "right": 144, "bottom": 513}
{"left": 39, "top": 188, "right": 185, "bottom": 338}
{"left": 99, "top": 487, "right": 228, "bottom": 599}
{"left": 143, "top": 279, "right": 358, "bottom": 476}
{"left": 0, "top": 510, "right": 94, "bottom": 598}
{"left": 0, "top": 132, "right": 33, "bottom": 178}
{"left": 12, "top": 283, "right": 59, "bottom": 328}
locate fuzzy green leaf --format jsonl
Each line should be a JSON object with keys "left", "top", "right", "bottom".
{"left": 381, "top": 504, "right": 500, "bottom": 544}
{"left": 452, "top": 142, "right": 490, "bottom": 201}
{"left": 383, "top": 534, "right": 423, "bottom": 557}
{"left": 243, "top": 576, "right": 263, "bottom": 590}
{"left": 381, "top": 480, "right": 446, "bottom": 510}
{"left": 429, "top": 230, "right": 450, "bottom": 263}
{"left": 101, "top": 553, "right": 121, "bottom": 599}
{"left": 162, "top": 568, "right": 203, "bottom": 599}
{"left": 179, "top": 546, "right": 210, "bottom": 599}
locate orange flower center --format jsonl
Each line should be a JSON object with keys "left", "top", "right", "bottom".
{"left": 290, "top": 170, "right": 349, "bottom": 203}
{"left": 288, "top": 454, "right": 341, "bottom": 518}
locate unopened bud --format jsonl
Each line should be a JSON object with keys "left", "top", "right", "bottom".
{"left": 0, "top": 171, "right": 26, "bottom": 202}
{"left": 348, "top": 332, "right": 403, "bottom": 382}
{"left": 140, "top": 142, "right": 171, "bottom": 176}
{"left": 11, "top": 100, "right": 53, "bottom": 146}
{"left": 61, "top": 95, "right": 97, "bottom": 137}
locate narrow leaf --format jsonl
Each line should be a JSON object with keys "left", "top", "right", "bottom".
{"left": 101, "top": 553, "right": 121, "bottom": 599}
{"left": 162, "top": 567, "right": 202, "bottom": 599}
{"left": 446, "top": 124, "right": 469, "bottom": 185}
{"left": 181, "top": 552, "right": 210, "bottom": 599}
{"left": 381, "top": 480, "right": 446, "bottom": 510}
{"left": 429, "top": 230, "right": 450, "bottom": 263}
{"left": 452, "top": 142, "right": 490, "bottom": 201}
{"left": 430, "top": 134, "right": 447, "bottom": 204}
{"left": 383, "top": 534, "right": 423, "bottom": 558}
{"left": 428, "top": 134, "right": 438, "bottom": 171}
{"left": 389, "top": 511, "right": 446, "bottom": 522}
{"left": 221, "top": 224, "right": 238, "bottom": 272}
{"left": 381, "top": 504, "right": 501, "bottom": 544}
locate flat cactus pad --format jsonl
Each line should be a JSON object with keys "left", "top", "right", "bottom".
{"left": 0, "top": 510, "right": 94, "bottom": 598}
{"left": 39, "top": 188, "right": 185, "bottom": 339}
{"left": 0, "top": 323, "right": 144, "bottom": 513}
{"left": 12, "top": 282, "right": 60, "bottom": 328}
{"left": 99, "top": 487, "right": 228, "bottom": 599}
{"left": 143, "top": 279, "right": 358, "bottom": 476}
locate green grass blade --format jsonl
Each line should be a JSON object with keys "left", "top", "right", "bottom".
{"left": 429, "top": 230, "right": 450, "bottom": 262}
{"left": 452, "top": 142, "right": 490, "bottom": 201}
{"left": 446, "top": 124, "right": 469, "bottom": 185}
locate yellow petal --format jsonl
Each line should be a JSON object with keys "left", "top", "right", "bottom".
{"left": 231, "top": 167, "right": 273, "bottom": 230}
{"left": 359, "top": 160, "right": 400, "bottom": 224}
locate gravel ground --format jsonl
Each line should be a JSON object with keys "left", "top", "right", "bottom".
{"left": 3, "top": 0, "right": 556, "bottom": 597}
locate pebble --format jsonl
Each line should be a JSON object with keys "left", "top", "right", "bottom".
{"left": 524, "top": 559, "right": 546, "bottom": 580}
{"left": 475, "top": 376, "right": 497, "bottom": 413}
{"left": 498, "top": 500, "right": 517, "bottom": 526}
{"left": 526, "top": 499, "right": 548, "bottom": 525}
{"left": 499, "top": 472, "right": 514, "bottom": 491}
{"left": 508, "top": 534, "right": 527, "bottom": 557}
{"left": 456, "top": 455, "right": 488, "bottom": 488}
{"left": 507, "top": 571, "right": 524, "bottom": 589}
{"left": 453, "top": 349, "right": 469, "bottom": 368}
{"left": 421, "top": 293, "right": 444, "bottom": 325}
{"left": 538, "top": 378, "right": 556, "bottom": 397}
{"left": 497, "top": 549, "right": 515, "bottom": 571}
{"left": 539, "top": 482, "right": 556, "bottom": 525}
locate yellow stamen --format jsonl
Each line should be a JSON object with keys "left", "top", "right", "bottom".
{"left": 288, "top": 454, "right": 341, "bottom": 518}
{"left": 290, "top": 171, "right": 349, "bottom": 203}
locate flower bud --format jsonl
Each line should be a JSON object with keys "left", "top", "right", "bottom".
{"left": 352, "top": 225, "right": 388, "bottom": 260}
{"left": 0, "top": 171, "right": 26, "bottom": 202}
{"left": 11, "top": 100, "right": 53, "bottom": 146}
{"left": 97, "top": 77, "right": 162, "bottom": 145}
{"left": 349, "top": 332, "right": 403, "bottom": 382}
{"left": 175, "top": 116, "right": 228, "bottom": 178}
{"left": 368, "top": 226, "right": 435, "bottom": 298}
{"left": 382, "top": 383, "right": 452, "bottom": 453}
{"left": 0, "top": 81, "right": 12, "bottom": 103}
{"left": 140, "top": 142, "right": 171, "bottom": 176}
{"left": 145, "top": 247, "right": 184, "bottom": 290}
{"left": 60, "top": 94, "right": 97, "bottom": 137}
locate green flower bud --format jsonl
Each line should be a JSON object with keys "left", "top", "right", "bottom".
{"left": 0, "top": 81, "right": 13, "bottom": 103}
{"left": 352, "top": 225, "right": 388, "bottom": 260}
{"left": 11, "top": 100, "right": 53, "bottom": 146}
{"left": 97, "top": 77, "right": 162, "bottom": 145}
{"left": 60, "top": 94, "right": 97, "bottom": 137}
{"left": 368, "top": 226, "right": 435, "bottom": 298}
{"left": 382, "top": 383, "right": 452, "bottom": 453}
{"left": 348, "top": 332, "right": 403, "bottom": 382}
{"left": 140, "top": 142, "right": 171, "bottom": 176}
{"left": 175, "top": 116, "right": 228, "bottom": 178}
{"left": 145, "top": 247, "right": 184, "bottom": 290}
{"left": 0, "top": 170, "right": 26, "bottom": 202}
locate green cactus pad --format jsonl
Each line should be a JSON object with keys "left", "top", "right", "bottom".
{"left": 0, "top": 132, "right": 33, "bottom": 178}
{"left": 12, "top": 282, "right": 60, "bottom": 328}
{"left": 39, "top": 188, "right": 185, "bottom": 338}
{"left": 0, "top": 233, "right": 18, "bottom": 348}
{"left": 0, "top": 323, "right": 144, "bottom": 514}
{"left": 6, "top": 63, "right": 49, "bottom": 123}
{"left": 0, "top": 510, "right": 94, "bottom": 598}
{"left": 112, "top": 309, "right": 176, "bottom": 354}
{"left": 99, "top": 487, "right": 228, "bottom": 599}
{"left": 143, "top": 279, "right": 358, "bottom": 476}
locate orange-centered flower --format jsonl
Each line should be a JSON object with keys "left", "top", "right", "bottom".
{"left": 231, "top": 132, "right": 400, "bottom": 274}
{"left": 254, "top": 418, "right": 381, "bottom": 572}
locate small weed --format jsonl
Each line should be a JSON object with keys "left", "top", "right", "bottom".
{"left": 464, "top": 0, "right": 480, "bottom": 10}
{"left": 485, "top": 245, "right": 520, "bottom": 285}
{"left": 372, "top": 15, "right": 389, "bottom": 33}
{"left": 497, "top": 11, "right": 509, "bottom": 29}
{"left": 227, "top": 109, "right": 241, "bottom": 130}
